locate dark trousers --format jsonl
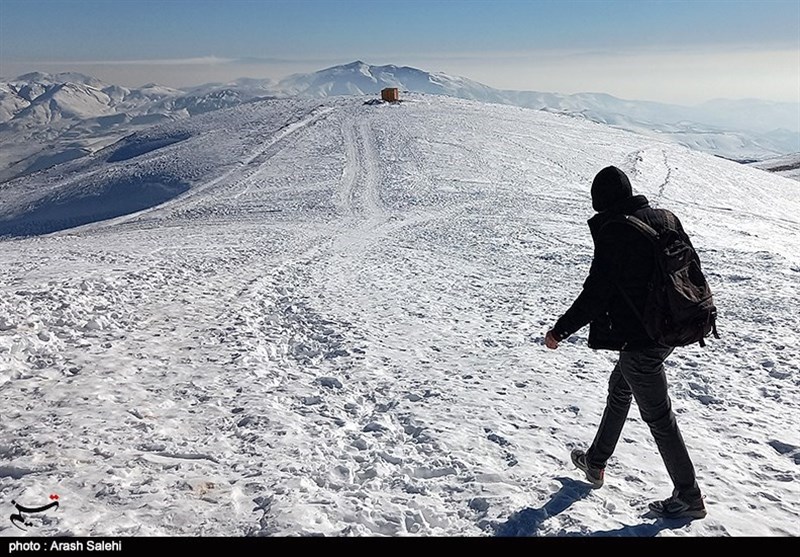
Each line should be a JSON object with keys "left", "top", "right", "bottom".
{"left": 586, "top": 346, "right": 702, "bottom": 501}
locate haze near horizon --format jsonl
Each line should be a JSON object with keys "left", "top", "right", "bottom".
{"left": 1, "top": 0, "right": 798, "bottom": 106}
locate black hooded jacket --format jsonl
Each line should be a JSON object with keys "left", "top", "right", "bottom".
{"left": 551, "top": 187, "right": 694, "bottom": 351}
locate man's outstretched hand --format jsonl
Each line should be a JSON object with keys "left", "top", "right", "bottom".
{"left": 545, "top": 330, "right": 560, "bottom": 350}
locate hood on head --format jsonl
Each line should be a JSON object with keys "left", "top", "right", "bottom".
{"left": 591, "top": 166, "right": 632, "bottom": 212}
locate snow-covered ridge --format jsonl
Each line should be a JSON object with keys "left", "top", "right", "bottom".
{"left": 1, "top": 63, "right": 798, "bottom": 185}
{"left": 2, "top": 93, "right": 797, "bottom": 241}
{"left": 749, "top": 152, "right": 800, "bottom": 182}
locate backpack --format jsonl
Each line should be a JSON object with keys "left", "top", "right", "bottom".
{"left": 615, "top": 211, "right": 719, "bottom": 348}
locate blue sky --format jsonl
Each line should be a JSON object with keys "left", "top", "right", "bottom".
{"left": 1, "top": 0, "right": 798, "bottom": 104}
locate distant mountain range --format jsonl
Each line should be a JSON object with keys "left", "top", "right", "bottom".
{"left": 1, "top": 61, "right": 798, "bottom": 184}
{"left": 748, "top": 152, "right": 800, "bottom": 181}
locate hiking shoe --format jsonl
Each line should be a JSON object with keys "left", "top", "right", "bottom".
{"left": 570, "top": 449, "right": 604, "bottom": 488}
{"left": 648, "top": 493, "right": 707, "bottom": 519}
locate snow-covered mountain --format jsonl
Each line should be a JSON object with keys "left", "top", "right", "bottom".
{"left": 0, "top": 73, "right": 182, "bottom": 184}
{"left": 749, "top": 152, "right": 800, "bottom": 181}
{"left": 0, "top": 73, "right": 273, "bottom": 184}
{"left": 275, "top": 60, "right": 501, "bottom": 100}
{"left": 1, "top": 63, "right": 798, "bottom": 185}
{"left": 1, "top": 93, "right": 799, "bottom": 536}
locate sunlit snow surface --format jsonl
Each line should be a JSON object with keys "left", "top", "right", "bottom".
{"left": 0, "top": 95, "right": 798, "bottom": 537}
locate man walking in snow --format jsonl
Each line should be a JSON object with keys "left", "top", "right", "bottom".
{"left": 544, "top": 165, "right": 706, "bottom": 520}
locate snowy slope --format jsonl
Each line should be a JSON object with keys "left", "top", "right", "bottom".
{"left": 0, "top": 94, "right": 799, "bottom": 537}
{"left": 2, "top": 64, "right": 798, "bottom": 185}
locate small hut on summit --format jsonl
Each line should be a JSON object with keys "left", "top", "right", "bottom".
{"left": 381, "top": 87, "right": 399, "bottom": 102}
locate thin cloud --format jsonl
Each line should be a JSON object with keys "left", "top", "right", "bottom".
{"left": 24, "top": 56, "right": 238, "bottom": 66}
{"left": 12, "top": 56, "right": 346, "bottom": 67}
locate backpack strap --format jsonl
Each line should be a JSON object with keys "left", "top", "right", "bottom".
{"left": 620, "top": 214, "right": 660, "bottom": 240}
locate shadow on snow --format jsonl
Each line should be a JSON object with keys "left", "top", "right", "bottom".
{"left": 0, "top": 174, "right": 189, "bottom": 238}
{"left": 491, "top": 477, "right": 693, "bottom": 537}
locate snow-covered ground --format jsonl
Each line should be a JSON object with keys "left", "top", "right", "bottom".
{"left": 0, "top": 94, "right": 798, "bottom": 537}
